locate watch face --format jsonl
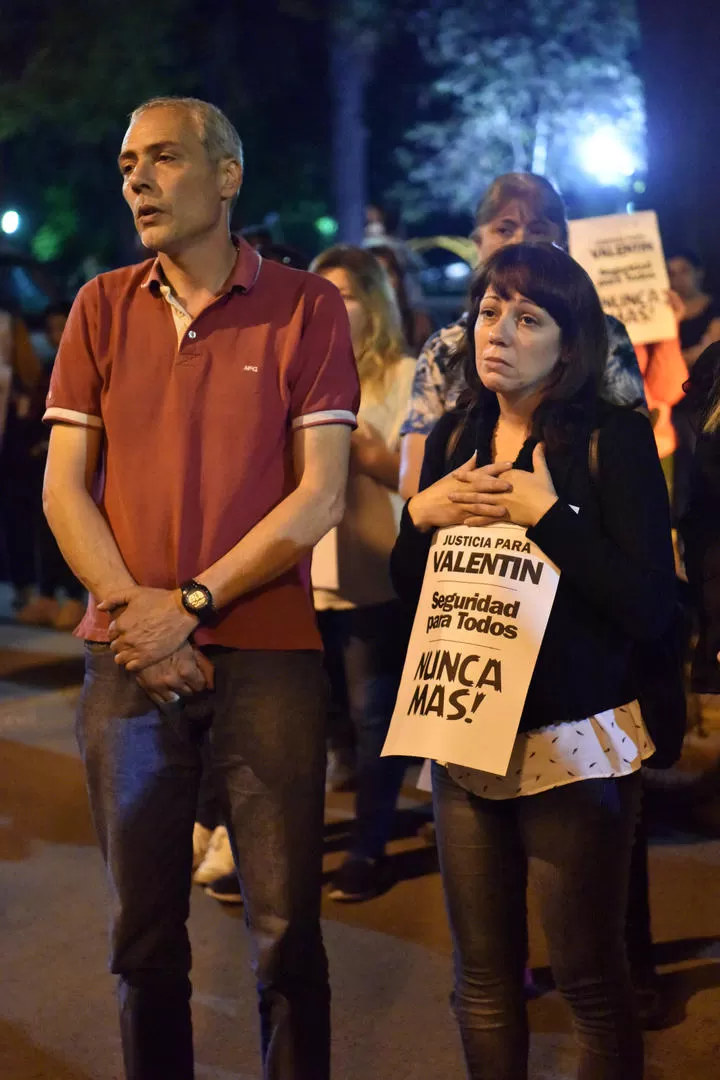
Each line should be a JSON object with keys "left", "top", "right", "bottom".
{"left": 187, "top": 588, "right": 207, "bottom": 611}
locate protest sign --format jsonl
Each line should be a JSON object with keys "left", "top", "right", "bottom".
{"left": 382, "top": 521, "right": 560, "bottom": 776}
{"left": 568, "top": 210, "right": 676, "bottom": 345}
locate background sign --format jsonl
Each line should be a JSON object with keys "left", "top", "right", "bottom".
{"left": 569, "top": 210, "right": 676, "bottom": 345}
{"left": 382, "top": 521, "right": 560, "bottom": 777}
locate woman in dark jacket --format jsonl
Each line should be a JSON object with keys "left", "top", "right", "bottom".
{"left": 391, "top": 243, "right": 676, "bottom": 1080}
{"left": 680, "top": 342, "right": 720, "bottom": 694}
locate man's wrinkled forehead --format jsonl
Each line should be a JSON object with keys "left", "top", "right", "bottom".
{"left": 120, "top": 106, "right": 203, "bottom": 156}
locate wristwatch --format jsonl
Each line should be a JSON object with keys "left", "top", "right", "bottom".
{"left": 179, "top": 579, "right": 216, "bottom": 625}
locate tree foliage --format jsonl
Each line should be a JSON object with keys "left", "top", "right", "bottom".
{"left": 396, "top": 0, "right": 645, "bottom": 218}
{"left": 0, "top": 0, "right": 334, "bottom": 265}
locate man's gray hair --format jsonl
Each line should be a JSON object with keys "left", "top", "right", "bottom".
{"left": 130, "top": 96, "right": 244, "bottom": 169}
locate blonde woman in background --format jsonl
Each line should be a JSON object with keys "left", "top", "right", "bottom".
{"left": 310, "top": 245, "right": 416, "bottom": 902}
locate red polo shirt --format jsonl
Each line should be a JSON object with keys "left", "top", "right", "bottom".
{"left": 44, "top": 238, "right": 360, "bottom": 650}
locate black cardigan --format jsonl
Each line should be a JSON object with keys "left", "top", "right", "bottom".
{"left": 390, "top": 400, "right": 677, "bottom": 733}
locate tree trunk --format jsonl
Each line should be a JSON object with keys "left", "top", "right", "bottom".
{"left": 330, "top": 21, "right": 371, "bottom": 245}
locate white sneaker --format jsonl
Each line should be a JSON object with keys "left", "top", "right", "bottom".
{"left": 193, "top": 825, "right": 235, "bottom": 884}
{"left": 192, "top": 822, "right": 214, "bottom": 872}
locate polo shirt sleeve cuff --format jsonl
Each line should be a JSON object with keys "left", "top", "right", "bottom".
{"left": 43, "top": 407, "right": 104, "bottom": 429}
{"left": 292, "top": 409, "right": 357, "bottom": 430}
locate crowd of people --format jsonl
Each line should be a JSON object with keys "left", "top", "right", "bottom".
{"left": 0, "top": 300, "right": 85, "bottom": 629}
{"left": 3, "top": 94, "right": 720, "bottom": 1080}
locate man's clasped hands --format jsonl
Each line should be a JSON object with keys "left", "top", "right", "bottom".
{"left": 97, "top": 586, "right": 213, "bottom": 706}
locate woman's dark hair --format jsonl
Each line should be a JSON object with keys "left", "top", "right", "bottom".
{"left": 463, "top": 243, "right": 608, "bottom": 451}
{"left": 474, "top": 173, "right": 569, "bottom": 249}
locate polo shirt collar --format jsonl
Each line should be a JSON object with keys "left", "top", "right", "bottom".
{"left": 142, "top": 235, "right": 262, "bottom": 295}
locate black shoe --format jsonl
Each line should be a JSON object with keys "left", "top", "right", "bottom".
{"left": 328, "top": 856, "right": 385, "bottom": 902}
{"left": 205, "top": 871, "right": 243, "bottom": 905}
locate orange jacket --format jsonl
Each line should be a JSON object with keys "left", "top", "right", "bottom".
{"left": 634, "top": 338, "right": 688, "bottom": 458}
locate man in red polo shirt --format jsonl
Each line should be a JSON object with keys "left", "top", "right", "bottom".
{"left": 43, "top": 97, "right": 359, "bottom": 1080}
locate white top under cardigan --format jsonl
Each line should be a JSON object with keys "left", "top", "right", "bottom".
{"left": 421, "top": 700, "right": 654, "bottom": 799}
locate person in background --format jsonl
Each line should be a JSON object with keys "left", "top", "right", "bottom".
{"left": 16, "top": 303, "right": 86, "bottom": 630}
{"left": 392, "top": 243, "right": 675, "bottom": 1080}
{"left": 680, "top": 341, "right": 720, "bottom": 697}
{"left": 42, "top": 96, "right": 359, "bottom": 1080}
{"left": 369, "top": 242, "right": 433, "bottom": 356}
{"left": 631, "top": 288, "right": 688, "bottom": 481}
{"left": 197, "top": 239, "right": 313, "bottom": 907}
{"left": 398, "top": 173, "right": 646, "bottom": 501}
{"left": 307, "top": 244, "right": 416, "bottom": 902}
{"left": 667, "top": 250, "right": 720, "bottom": 369}
{"left": 0, "top": 302, "right": 43, "bottom": 611}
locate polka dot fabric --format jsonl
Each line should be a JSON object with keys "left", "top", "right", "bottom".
{"left": 448, "top": 701, "right": 653, "bottom": 800}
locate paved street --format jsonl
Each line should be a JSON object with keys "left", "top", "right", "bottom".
{"left": 0, "top": 604, "right": 718, "bottom": 1079}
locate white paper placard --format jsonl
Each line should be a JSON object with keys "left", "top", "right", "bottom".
{"left": 568, "top": 210, "right": 676, "bottom": 345}
{"left": 382, "top": 521, "right": 561, "bottom": 777}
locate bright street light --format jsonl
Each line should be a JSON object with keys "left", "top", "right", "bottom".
{"left": 1, "top": 210, "right": 21, "bottom": 235}
{"left": 578, "top": 127, "right": 637, "bottom": 187}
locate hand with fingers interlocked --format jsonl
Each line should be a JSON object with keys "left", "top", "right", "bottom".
{"left": 450, "top": 443, "right": 558, "bottom": 529}
{"left": 409, "top": 445, "right": 558, "bottom": 533}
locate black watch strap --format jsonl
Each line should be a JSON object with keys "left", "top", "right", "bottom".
{"left": 180, "top": 579, "right": 216, "bottom": 624}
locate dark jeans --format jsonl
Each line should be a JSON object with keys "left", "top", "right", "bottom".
{"left": 77, "top": 644, "right": 330, "bottom": 1080}
{"left": 432, "top": 764, "right": 643, "bottom": 1080}
{"left": 626, "top": 790, "right": 654, "bottom": 977}
{"left": 317, "top": 601, "right": 410, "bottom": 860}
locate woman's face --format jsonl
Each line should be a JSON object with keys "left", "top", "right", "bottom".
{"left": 320, "top": 267, "right": 369, "bottom": 352}
{"left": 667, "top": 256, "right": 702, "bottom": 301}
{"left": 474, "top": 287, "right": 562, "bottom": 400}
{"left": 474, "top": 199, "right": 563, "bottom": 264}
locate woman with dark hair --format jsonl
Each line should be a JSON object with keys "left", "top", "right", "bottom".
{"left": 392, "top": 243, "right": 676, "bottom": 1079}
{"left": 369, "top": 242, "right": 433, "bottom": 355}
{"left": 398, "top": 172, "right": 645, "bottom": 500}
{"left": 667, "top": 250, "right": 720, "bottom": 369}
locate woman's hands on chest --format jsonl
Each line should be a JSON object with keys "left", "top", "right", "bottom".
{"left": 408, "top": 454, "right": 514, "bottom": 531}
{"left": 409, "top": 444, "right": 559, "bottom": 532}
{"left": 478, "top": 444, "right": 559, "bottom": 528}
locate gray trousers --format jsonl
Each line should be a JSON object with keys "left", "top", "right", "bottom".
{"left": 77, "top": 643, "right": 330, "bottom": 1080}
{"left": 432, "top": 763, "right": 644, "bottom": 1080}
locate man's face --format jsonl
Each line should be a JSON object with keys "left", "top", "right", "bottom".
{"left": 118, "top": 106, "right": 241, "bottom": 254}
{"left": 473, "top": 200, "right": 563, "bottom": 264}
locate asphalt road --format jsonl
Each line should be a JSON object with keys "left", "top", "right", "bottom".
{"left": 0, "top": 614, "right": 718, "bottom": 1079}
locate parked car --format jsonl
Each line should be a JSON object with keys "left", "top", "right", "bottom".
{"left": 406, "top": 235, "right": 476, "bottom": 325}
